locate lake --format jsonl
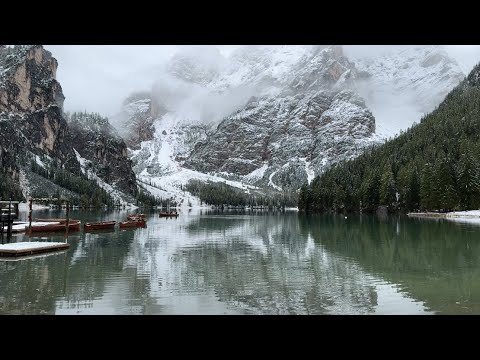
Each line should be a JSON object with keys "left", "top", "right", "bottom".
{"left": 1, "top": 209, "right": 479, "bottom": 314}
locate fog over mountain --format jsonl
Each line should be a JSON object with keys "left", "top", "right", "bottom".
{"left": 45, "top": 45, "right": 480, "bottom": 137}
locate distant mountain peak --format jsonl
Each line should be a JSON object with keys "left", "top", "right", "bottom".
{"left": 115, "top": 45, "right": 466, "bottom": 204}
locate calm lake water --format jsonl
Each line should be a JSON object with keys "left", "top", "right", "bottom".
{"left": 1, "top": 209, "right": 479, "bottom": 315}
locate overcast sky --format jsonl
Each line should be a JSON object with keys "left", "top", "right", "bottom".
{"left": 44, "top": 45, "right": 480, "bottom": 117}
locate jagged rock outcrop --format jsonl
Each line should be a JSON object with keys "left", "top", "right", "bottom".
{"left": 67, "top": 112, "right": 138, "bottom": 196}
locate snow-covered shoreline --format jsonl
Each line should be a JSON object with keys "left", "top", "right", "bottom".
{"left": 446, "top": 210, "right": 480, "bottom": 224}
{"left": 18, "top": 202, "right": 50, "bottom": 211}
{"left": 408, "top": 210, "right": 480, "bottom": 224}
{"left": 447, "top": 210, "right": 480, "bottom": 218}
{"left": 18, "top": 202, "right": 139, "bottom": 212}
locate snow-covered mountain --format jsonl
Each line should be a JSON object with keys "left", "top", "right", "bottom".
{"left": 121, "top": 46, "right": 377, "bottom": 204}
{"left": 351, "top": 45, "right": 465, "bottom": 137}
{"left": 185, "top": 46, "right": 376, "bottom": 189}
{"left": 118, "top": 45, "right": 465, "bottom": 205}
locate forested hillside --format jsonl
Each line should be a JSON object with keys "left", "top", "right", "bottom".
{"left": 185, "top": 180, "right": 297, "bottom": 208}
{"left": 299, "top": 63, "right": 480, "bottom": 213}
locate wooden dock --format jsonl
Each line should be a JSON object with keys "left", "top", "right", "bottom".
{"left": 0, "top": 242, "right": 70, "bottom": 258}
{"left": 0, "top": 250, "right": 68, "bottom": 261}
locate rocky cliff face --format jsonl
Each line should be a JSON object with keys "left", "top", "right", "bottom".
{"left": 0, "top": 45, "right": 137, "bottom": 204}
{"left": 67, "top": 112, "right": 138, "bottom": 197}
{"left": 0, "top": 45, "right": 79, "bottom": 173}
{"left": 0, "top": 45, "right": 64, "bottom": 112}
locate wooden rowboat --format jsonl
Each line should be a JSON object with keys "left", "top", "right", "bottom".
{"left": 127, "top": 214, "right": 145, "bottom": 220}
{"left": 29, "top": 220, "right": 81, "bottom": 233}
{"left": 35, "top": 218, "right": 72, "bottom": 223}
{"left": 127, "top": 216, "right": 145, "bottom": 221}
{"left": 84, "top": 221, "right": 116, "bottom": 231}
{"left": 159, "top": 212, "right": 178, "bottom": 218}
{"left": 119, "top": 220, "right": 146, "bottom": 229}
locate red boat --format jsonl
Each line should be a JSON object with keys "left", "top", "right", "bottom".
{"left": 127, "top": 216, "right": 145, "bottom": 222}
{"left": 127, "top": 214, "right": 145, "bottom": 220}
{"left": 119, "top": 220, "right": 146, "bottom": 229}
{"left": 84, "top": 221, "right": 116, "bottom": 231}
{"left": 29, "top": 220, "right": 81, "bottom": 233}
{"left": 35, "top": 218, "right": 75, "bottom": 223}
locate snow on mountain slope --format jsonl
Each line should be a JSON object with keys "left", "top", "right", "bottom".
{"left": 73, "top": 149, "right": 137, "bottom": 207}
{"left": 123, "top": 45, "right": 378, "bottom": 201}
{"left": 130, "top": 113, "right": 261, "bottom": 207}
{"left": 210, "top": 45, "right": 312, "bottom": 91}
{"left": 122, "top": 45, "right": 465, "bottom": 203}
{"left": 352, "top": 45, "right": 465, "bottom": 138}
{"left": 184, "top": 46, "right": 377, "bottom": 189}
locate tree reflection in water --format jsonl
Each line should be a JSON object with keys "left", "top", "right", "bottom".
{"left": 1, "top": 209, "right": 479, "bottom": 314}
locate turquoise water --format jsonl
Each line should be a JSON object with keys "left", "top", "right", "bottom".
{"left": 1, "top": 209, "right": 479, "bottom": 314}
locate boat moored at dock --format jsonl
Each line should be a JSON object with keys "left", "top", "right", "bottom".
{"left": 28, "top": 220, "right": 81, "bottom": 233}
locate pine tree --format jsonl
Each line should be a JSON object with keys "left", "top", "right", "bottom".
{"left": 360, "top": 170, "right": 380, "bottom": 211}
{"left": 420, "top": 164, "right": 434, "bottom": 211}
{"left": 407, "top": 166, "right": 420, "bottom": 210}
{"left": 298, "top": 183, "right": 311, "bottom": 211}
{"left": 436, "top": 157, "right": 457, "bottom": 211}
{"left": 457, "top": 139, "right": 480, "bottom": 210}
{"left": 379, "top": 163, "right": 396, "bottom": 206}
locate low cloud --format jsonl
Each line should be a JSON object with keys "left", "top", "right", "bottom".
{"left": 44, "top": 45, "right": 480, "bottom": 136}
